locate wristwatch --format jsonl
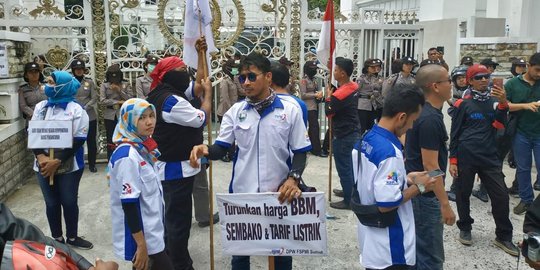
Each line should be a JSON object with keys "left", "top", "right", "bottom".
{"left": 288, "top": 172, "right": 301, "bottom": 183}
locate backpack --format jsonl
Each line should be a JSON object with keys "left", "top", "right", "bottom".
{"left": 1, "top": 240, "right": 79, "bottom": 270}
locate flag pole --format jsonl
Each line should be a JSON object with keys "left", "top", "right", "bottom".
{"left": 196, "top": 1, "right": 214, "bottom": 270}
{"left": 327, "top": 64, "right": 333, "bottom": 203}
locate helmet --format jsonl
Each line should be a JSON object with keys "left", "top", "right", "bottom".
{"left": 105, "top": 64, "right": 123, "bottom": 83}
{"left": 23, "top": 62, "right": 44, "bottom": 83}
{"left": 451, "top": 65, "right": 468, "bottom": 81}
{"left": 451, "top": 65, "right": 469, "bottom": 90}
{"left": 70, "top": 60, "right": 86, "bottom": 70}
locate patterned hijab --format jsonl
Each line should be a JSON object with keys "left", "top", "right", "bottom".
{"left": 112, "top": 98, "right": 160, "bottom": 165}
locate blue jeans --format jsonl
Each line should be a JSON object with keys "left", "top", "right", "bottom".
{"left": 514, "top": 132, "right": 540, "bottom": 204}
{"left": 231, "top": 256, "right": 292, "bottom": 270}
{"left": 412, "top": 196, "right": 444, "bottom": 270}
{"left": 332, "top": 132, "right": 360, "bottom": 204}
{"left": 37, "top": 169, "right": 83, "bottom": 239}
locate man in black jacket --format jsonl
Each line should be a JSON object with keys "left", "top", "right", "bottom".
{"left": 449, "top": 64, "right": 518, "bottom": 256}
{"left": 325, "top": 57, "right": 361, "bottom": 209}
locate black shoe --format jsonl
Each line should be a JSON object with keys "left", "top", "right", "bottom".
{"left": 89, "top": 166, "right": 97, "bottom": 173}
{"left": 472, "top": 189, "right": 489, "bottom": 203}
{"left": 198, "top": 213, "right": 220, "bottom": 228}
{"left": 446, "top": 190, "right": 456, "bottom": 202}
{"left": 67, "top": 237, "right": 93, "bottom": 250}
{"left": 54, "top": 237, "right": 65, "bottom": 244}
{"left": 534, "top": 181, "right": 540, "bottom": 191}
{"left": 329, "top": 200, "right": 350, "bottom": 210}
{"left": 320, "top": 150, "right": 329, "bottom": 157}
{"left": 514, "top": 201, "right": 531, "bottom": 215}
{"left": 458, "top": 230, "right": 472, "bottom": 246}
{"left": 494, "top": 238, "right": 519, "bottom": 257}
{"left": 508, "top": 186, "right": 520, "bottom": 198}
{"left": 333, "top": 189, "right": 344, "bottom": 197}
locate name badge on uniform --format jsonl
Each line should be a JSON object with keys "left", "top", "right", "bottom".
{"left": 239, "top": 111, "right": 247, "bottom": 122}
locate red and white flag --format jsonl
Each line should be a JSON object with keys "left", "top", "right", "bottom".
{"left": 183, "top": 0, "right": 218, "bottom": 73}
{"left": 316, "top": 0, "right": 335, "bottom": 81}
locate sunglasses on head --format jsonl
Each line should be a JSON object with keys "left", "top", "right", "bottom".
{"left": 473, "top": 74, "right": 491, "bottom": 81}
{"left": 238, "top": 72, "right": 263, "bottom": 84}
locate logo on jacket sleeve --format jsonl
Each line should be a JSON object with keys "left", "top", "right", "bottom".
{"left": 122, "top": 183, "right": 132, "bottom": 195}
{"left": 386, "top": 171, "right": 400, "bottom": 185}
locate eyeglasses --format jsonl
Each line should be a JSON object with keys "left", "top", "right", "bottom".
{"left": 238, "top": 72, "right": 263, "bottom": 84}
{"left": 473, "top": 74, "right": 491, "bottom": 81}
{"left": 435, "top": 77, "right": 452, "bottom": 84}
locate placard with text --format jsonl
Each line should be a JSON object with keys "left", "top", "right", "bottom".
{"left": 216, "top": 192, "right": 327, "bottom": 256}
{"left": 27, "top": 120, "right": 73, "bottom": 149}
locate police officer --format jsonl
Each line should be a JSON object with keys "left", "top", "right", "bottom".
{"left": 510, "top": 58, "right": 527, "bottom": 77}
{"left": 460, "top": 56, "right": 474, "bottom": 66}
{"left": 382, "top": 56, "right": 417, "bottom": 100}
{"left": 136, "top": 54, "right": 159, "bottom": 99}
{"left": 357, "top": 58, "right": 384, "bottom": 134}
{"left": 299, "top": 60, "right": 324, "bottom": 156}
{"left": 100, "top": 64, "right": 133, "bottom": 160}
{"left": 72, "top": 60, "right": 98, "bottom": 173}
{"left": 18, "top": 62, "right": 46, "bottom": 120}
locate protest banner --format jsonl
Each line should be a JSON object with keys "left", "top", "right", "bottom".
{"left": 27, "top": 120, "right": 73, "bottom": 149}
{"left": 216, "top": 192, "right": 327, "bottom": 257}
{"left": 27, "top": 120, "right": 73, "bottom": 185}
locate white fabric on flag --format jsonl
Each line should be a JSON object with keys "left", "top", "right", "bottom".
{"left": 316, "top": 0, "right": 335, "bottom": 85}
{"left": 183, "top": 0, "right": 218, "bottom": 72}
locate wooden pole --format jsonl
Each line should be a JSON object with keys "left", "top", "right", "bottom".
{"left": 327, "top": 56, "right": 333, "bottom": 202}
{"left": 49, "top": 148, "right": 54, "bottom": 185}
{"left": 196, "top": 2, "right": 214, "bottom": 270}
{"left": 268, "top": 256, "right": 275, "bottom": 270}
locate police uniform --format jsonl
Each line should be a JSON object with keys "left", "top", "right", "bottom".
{"left": 357, "top": 59, "right": 384, "bottom": 133}
{"left": 108, "top": 144, "right": 165, "bottom": 260}
{"left": 18, "top": 62, "right": 46, "bottom": 119}
{"left": 100, "top": 81, "right": 133, "bottom": 121}
{"left": 135, "top": 75, "right": 152, "bottom": 99}
{"left": 19, "top": 83, "right": 46, "bottom": 119}
{"left": 215, "top": 96, "right": 311, "bottom": 193}
{"left": 136, "top": 55, "right": 159, "bottom": 99}
{"left": 382, "top": 72, "right": 416, "bottom": 100}
{"left": 75, "top": 78, "right": 98, "bottom": 122}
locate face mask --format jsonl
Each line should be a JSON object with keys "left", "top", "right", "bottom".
{"left": 231, "top": 68, "right": 239, "bottom": 76}
{"left": 147, "top": 64, "right": 156, "bottom": 73}
{"left": 44, "top": 81, "right": 71, "bottom": 98}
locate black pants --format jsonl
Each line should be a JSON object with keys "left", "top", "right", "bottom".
{"left": 162, "top": 177, "right": 195, "bottom": 270}
{"left": 307, "top": 110, "right": 321, "bottom": 155}
{"left": 322, "top": 129, "right": 330, "bottom": 153}
{"left": 87, "top": 120, "right": 97, "bottom": 168}
{"left": 455, "top": 166, "right": 513, "bottom": 241}
{"left": 132, "top": 251, "right": 174, "bottom": 270}
{"left": 357, "top": 109, "right": 378, "bottom": 134}
{"left": 104, "top": 118, "right": 117, "bottom": 161}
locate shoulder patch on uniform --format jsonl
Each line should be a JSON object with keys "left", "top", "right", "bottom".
{"left": 454, "top": 99, "right": 464, "bottom": 108}
{"left": 110, "top": 145, "right": 131, "bottom": 167}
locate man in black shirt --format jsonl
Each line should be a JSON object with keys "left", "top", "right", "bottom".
{"left": 449, "top": 64, "right": 518, "bottom": 256}
{"left": 405, "top": 65, "right": 456, "bottom": 270}
{"left": 325, "top": 57, "right": 361, "bottom": 209}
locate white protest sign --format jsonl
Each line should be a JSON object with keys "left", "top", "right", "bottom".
{"left": 216, "top": 192, "right": 327, "bottom": 256}
{"left": 27, "top": 120, "right": 73, "bottom": 149}
{"left": 0, "top": 42, "right": 7, "bottom": 78}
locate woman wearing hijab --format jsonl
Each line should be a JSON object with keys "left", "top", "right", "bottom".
{"left": 108, "top": 98, "right": 173, "bottom": 270}
{"left": 30, "top": 70, "right": 93, "bottom": 249}
{"left": 19, "top": 62, "right": 46, "bottom": 120}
